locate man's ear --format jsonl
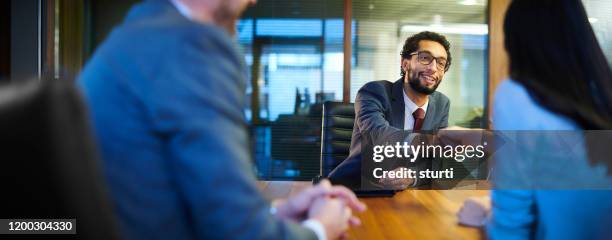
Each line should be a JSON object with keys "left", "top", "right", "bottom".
{"left": 401, "top": 58, "right": 408, "bottom": 72}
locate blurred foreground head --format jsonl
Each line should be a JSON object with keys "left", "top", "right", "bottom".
{"left": 504, "top": 0, "right": 612, "bottom": 129}
{"left": 175, "top": 0, "right": 257, "bottom": 35}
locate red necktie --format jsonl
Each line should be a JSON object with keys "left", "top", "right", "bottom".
{"left": 412, "top": 108, "right": 425, "bottom": 130}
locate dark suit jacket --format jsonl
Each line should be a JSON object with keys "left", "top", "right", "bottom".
{"left": 79, "top": 0, "right": 316, "bottom": 239}
{"left": 328, "top": 79, "right": 450, "bottom": 189}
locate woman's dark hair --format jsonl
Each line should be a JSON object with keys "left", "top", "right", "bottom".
{"left": 504, "top": 0, "right": 612, "bottom": 172}
{"left": 400, "top": 31, "right": 452, "bottom": 76}
{"left": 505, "top": 0, "right": 612, "bottom": 129}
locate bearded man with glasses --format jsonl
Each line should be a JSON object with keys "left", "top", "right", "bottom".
{"left": 329, "top": 31, "right": 452, "bottom": 190}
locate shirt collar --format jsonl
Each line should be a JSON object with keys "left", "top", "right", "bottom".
{"left": 170, "top": 0, "right": 192, "bottom": 19}
{"left": 403, "top": 89, "right": 429, "bottom": 115}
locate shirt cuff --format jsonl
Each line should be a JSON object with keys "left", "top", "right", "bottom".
{"left": 302, "top": 219, "right": 327, "bottom": 240}
{"left": 410, "top": 178, "right": 418, "bottom": 187}
{"left": 408, "top": 167, "right": 418, "bottom": 187}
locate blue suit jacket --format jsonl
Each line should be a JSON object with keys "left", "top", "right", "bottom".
{"left": 78, "top": 1, "right": 316, "bottom": 239}
{"left": 328, "top": 79, "right": 450, "bottom": 188}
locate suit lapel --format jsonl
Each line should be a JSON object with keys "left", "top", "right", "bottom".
{"left": 390, "top": 79, "right": 405, "bottom": 129}
{"left": 421, "top": 93, "right": 437, "bottom": 130}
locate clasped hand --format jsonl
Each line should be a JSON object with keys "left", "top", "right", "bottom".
{"left": 272, "top": 179, "right": 366, "bottom": 239}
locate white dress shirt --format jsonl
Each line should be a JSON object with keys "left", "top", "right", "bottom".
{"left": 402, "top": 90, "right": 429, "bottom": 187}
{"left": 403, "top": 89, "right": 429, "bottom": 130}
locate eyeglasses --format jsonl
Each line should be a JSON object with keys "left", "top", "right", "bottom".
{"left": 409, "top": 51, "right": 449, "bottom": 71}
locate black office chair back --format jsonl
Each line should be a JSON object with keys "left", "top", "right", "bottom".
{"left": 0, "top": 79, "right": 119, "bottom": 239}
{"left": 320, "top": 101, "right": 355, "bottom": 177}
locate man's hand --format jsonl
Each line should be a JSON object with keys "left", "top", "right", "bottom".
{"left": 378, "top": 167, "right": 414, "bottom": 190}
{"left": 438, "top": 126, "right": 483, "bottom": 146}
{"left": 272, "top": 180, "right": 365, "bottom": 239}
{"left": 274, "top": 180, "right": 366, "bottom": 221}
{"left": 457, "top": 196, "right": 491, "bottom": 227}
{"left": 438, "top": 126, "right": 500, "bottom": 157}
{"left": 308, "top": 196, "right": 354, "bottom": 240}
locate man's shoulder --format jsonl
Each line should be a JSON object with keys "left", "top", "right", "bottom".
{"left": 90, "top": 11, "right": 238, "bottom": 73}
{"left": 360, "top": 80, "right": 393, "bottom": 90}
{"left": 355, "top": 80, "right": 397, "bottom": 103}
{"left": 430, "top": 91, "right": 450, "bottom": 105}
{"left": 358, "top": 80, "right": 395, "bottom": 96}
{"left": 111, "top": 18, "right": 223, "bottom": 48}
{"left": 105, "top": 1, "right": 232, "bottom": 55}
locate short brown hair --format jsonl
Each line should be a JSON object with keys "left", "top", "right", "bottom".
{"left": 400, "top": 31, "right": 452, "bottom": 76}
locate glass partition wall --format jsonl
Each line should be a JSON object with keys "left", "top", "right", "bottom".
{"left": 240, "top": 0, "right": 489, "bottom": 180}
{"left": 32, "top": 0, "right": 611, "bottom": 180}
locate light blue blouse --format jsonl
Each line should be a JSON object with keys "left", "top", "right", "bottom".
{"left": 487, "top": 79, "right": 612, "bottom": 240}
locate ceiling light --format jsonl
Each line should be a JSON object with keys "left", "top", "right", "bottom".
{"left": 401, "top": 24, "right": 488, "bottom": 35}
{"left": 459, "top": 0, "right": 485, "bottom": 6}
{"left": 460, "top": 0, "right": 478, "bottom": 5}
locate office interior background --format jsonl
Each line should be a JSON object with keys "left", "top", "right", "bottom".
{"left": 1, "top": 0, "right": 611, "bottom": 181}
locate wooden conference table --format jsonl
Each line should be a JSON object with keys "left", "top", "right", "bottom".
{"left": 257, "top": 181, "right": 490, "bottom": 240}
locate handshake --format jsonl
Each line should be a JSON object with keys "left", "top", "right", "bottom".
{"left": 271, "top": 180, "right": 367, "bottom": 240}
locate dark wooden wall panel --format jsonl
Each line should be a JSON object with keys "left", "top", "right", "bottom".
{"left": 0, "top": 1, "right": 10, "bottom": 82}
